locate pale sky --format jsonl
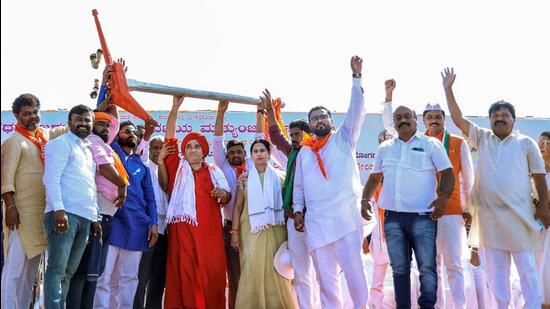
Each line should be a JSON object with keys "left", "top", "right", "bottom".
{"left": 2, "top": 0, "right": 549, "bottom": 117}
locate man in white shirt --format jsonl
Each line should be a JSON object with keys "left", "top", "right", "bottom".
{"left": 293, "top": 55, "right": 368, "bottom": 309}
{"left": 441, "top": 67, "right": 550, "bottom": 309}
{"left": 362, "top": 104, "right": 455, "bottom": 308}
{"left": 43, "top": 104, "right": 101, "bottom": 309}
{"left": 382, "top": 80, "right": 474, "bottom": 309}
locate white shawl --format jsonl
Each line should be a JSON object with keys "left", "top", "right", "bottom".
{"left": 166, "top": 159, "right": 230, "bottom": 225}
{"left": 247, "top": 164, "right": 285, "bottom": 233}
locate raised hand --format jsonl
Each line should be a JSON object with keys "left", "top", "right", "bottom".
{"left": 385, "top": 79, "right": 396, "bottom": 102}
{"left": 441, "top": 67, "right": 456, "bottom": 89}
{"left": 218, "top": 100, "right": 229, "bottom": 114}
{"left": 260, "top": 89, "right": 272, "bottom": 111}
{"left": 143, "top": 118, "right": 158, "bottom": 141}
{"left": 117, "top": 58, "right": 128, "bottom": 73}
{"left": 158, "top": 144, "right": 176, "bottom": 163}
{"left": 350, "top": 55, "right": 363, "bottom": 75}
{"left": 173, "top": 95, "right": 185, "bottom": 108}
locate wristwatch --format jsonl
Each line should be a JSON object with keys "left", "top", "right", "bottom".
{"left": 257, "top": 109, "right": 266, "bottom": 115}
{"left": 352, "top": 73, "right": 362, "bottom": 78}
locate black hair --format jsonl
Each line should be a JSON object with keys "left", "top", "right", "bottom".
{"left": 488, "top": 100, "right": 516, "bottom": 121}
{"left": 226, "top": 139, "right": 245, "bottom": 151}
{"left": 12, "top": 93, "right": 40, "bottom": 114}
{"left": 540, "top": 131, "right": 550, "bottom": 140}
{"left": 289, "top": 119, "right": 311, "bottom": 134}
{"left": 135, "top": 124, "right": 145, "bottom": 138}
{"left": 422, "top": 109, "right": 445, "bottom": 118}
{"left": 68, "top": 104, "right": 93, "bottom": 121}
{"left": 250, "top": 138, "right": 271, "bottom": 153}
{"left": 119, "top": 120, "right": 135, "bottom": 131}
{"left": 308, "top": 106, "right": 332, "bottom": 121}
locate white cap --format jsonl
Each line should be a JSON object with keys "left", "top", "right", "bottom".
{"left": 273, "top": 241, "right": 294, "bottom": 280}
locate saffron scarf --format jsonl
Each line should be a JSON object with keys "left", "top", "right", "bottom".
{"left": 15, "top": 124, "right": 47, "bottom": 164}
{"left": 426, "top": 128, "right": 450, "bottom": 190}
{"left": 302, "top": 131, "right": 332, "bottom": 179}
{"left": 112, "top": 152, "right": 130, "bottom": 185}
{"left": 232, "top": 161, "right": 247, "bottom": 179}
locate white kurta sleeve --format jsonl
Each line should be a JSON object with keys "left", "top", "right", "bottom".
{"left": 212, "top": 135, "right": 226, "bottom": 168}
{"left": 292, "top": 151, "right": 305, "bottom": 213}
{"left": 382, "top": 101, "right": 397, "bottom": 137}
{"left": 339, "top": 77, "right": 366, "bottom": 148}
{"left": 459, "top": 141, "right": 474, "bottom": 209}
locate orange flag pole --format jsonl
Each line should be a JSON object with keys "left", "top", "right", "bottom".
{"left": 92, "top": 9, "right": 152, "bottom": 121}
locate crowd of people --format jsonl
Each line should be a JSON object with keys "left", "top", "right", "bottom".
{"left": 1, "top": 55, "right": 549, "bottom": 309}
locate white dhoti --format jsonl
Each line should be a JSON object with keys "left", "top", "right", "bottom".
{"left": 287, "top": 218, "right": 319, "bottom": 309}
{"left": 94, "top": 245, "right": 142, "bottom": 309}
{"left": 436, "top": 215, "right": 468, "bottom": 309}
{"left": 537, "top": 229, "right": 550, "bottom": 304}
{"left": 1, "top": 230, "right": 41, "bottom": 309}
{"left": 368, "top": 220, "right": 389, "bottom": 309}
{"left": 311, "top": 229, "right": 368, "bottom": 309}
{"left": 483, "top": 247, "right": 542, "bottom": 309}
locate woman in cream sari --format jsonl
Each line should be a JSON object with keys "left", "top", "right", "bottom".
{"left": 231, "top": 139, "right": 297, "bottom": 309}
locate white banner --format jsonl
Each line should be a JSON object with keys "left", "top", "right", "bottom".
{"left": 2, "top": 110, "right": 548, "bottom": 183}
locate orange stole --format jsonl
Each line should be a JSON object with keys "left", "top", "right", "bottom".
{"left": 374, "top": 183, "right": 385, "bottom": 239}
{"left": 427, "top": 130, "right": 464, "bottom": 215}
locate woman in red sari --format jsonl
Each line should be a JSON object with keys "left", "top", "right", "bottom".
{"left": 158, "top": 96, "right": 231, "bottom": 309}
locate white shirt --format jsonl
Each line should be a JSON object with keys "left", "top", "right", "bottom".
{"left": 293, "top": 77, "right": 366, "bottom": 251}
{"left": 147, "top": 161, "right": 168, "bottom": 234}
{"left": 382, "top": 101, "right": 475, "bottom": 211}
{"left": 466, "top": 122, "right": 546, "bottom": 251}
{"left": 44, "top": 132, "right": 100, "bottom": 221}
{"left": 372, "top": 131, "right": 452, "bottom": 213}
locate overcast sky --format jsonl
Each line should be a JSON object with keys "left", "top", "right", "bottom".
{"left": 2, "top": 0, "right": 549, "bottom": 117}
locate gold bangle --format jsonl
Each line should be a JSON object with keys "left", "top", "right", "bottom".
{"left": 6, "top": 204, "right": 16, "bottom": 210}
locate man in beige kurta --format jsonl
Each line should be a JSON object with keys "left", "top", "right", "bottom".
{"left": 1, "top": 93, "right": 67, "bottom": 309}
{"left": 442, "top": 68, "right": 550, "bottom": 309}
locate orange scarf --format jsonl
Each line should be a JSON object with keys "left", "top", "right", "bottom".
{"left": 232, "top": 160, "right": 247, "bottom": 179}
{"left": 112, "top": 152, "right": 130, "bottom": 185}
{"left": 15, "top": 124, "right": 47, "bottom": 164}
{"left": 302, "top": 132, "right": 332, "bottom": 179}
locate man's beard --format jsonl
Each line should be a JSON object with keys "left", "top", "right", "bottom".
{"left": 74, "top": 126, "right": 91, "bottom": 139}
{"left": 93, "top": 128, "right": 109, "bottom": 143}
{"left": 230, "top": 157, "right": 243, "bottom": 165}
{"left": 22, "top": 118, "right": 40, "bottom": 131}
{"left": 119, "top": 138, "right": 136, "bottom": 148}
{"left": 291, "top": 141, "right": 300, "bottom": 149}
{"left": 313, "top": 125, "right": 331, "bottom": 137}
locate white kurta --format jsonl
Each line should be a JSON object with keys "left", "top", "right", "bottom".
{"left": 466, "top": 123, "right": 546, "bottom": 252}
{"left": 293, "top": 77, "right": 366, "bottom": 251}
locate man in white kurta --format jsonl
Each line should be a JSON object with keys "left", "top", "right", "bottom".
{"left": 293, "top": 55, "right": 368, "bottom": 309}
{"left": 442, "top": 67, "right": 550, "bottom": 309}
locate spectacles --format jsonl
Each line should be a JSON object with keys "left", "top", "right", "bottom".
{"left": 310, "top": 114, "right": 330, "bottom": 121}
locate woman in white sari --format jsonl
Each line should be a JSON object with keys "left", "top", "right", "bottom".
{"left": 231, "top": 139, "right": 297, "bottom": 309}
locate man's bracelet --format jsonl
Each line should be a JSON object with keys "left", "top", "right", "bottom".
{"left": 257, "top": 110, "right": 266, "bottom": 115}
{"left": 352, "top": 73, "right": 362, "bottom": 78}
{"left": 6, "top": 204, "right": 16, "bottom": 210}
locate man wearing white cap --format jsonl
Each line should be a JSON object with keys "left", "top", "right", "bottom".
{"left": 382, "top": 80, "right": 474, "bottom": 309}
